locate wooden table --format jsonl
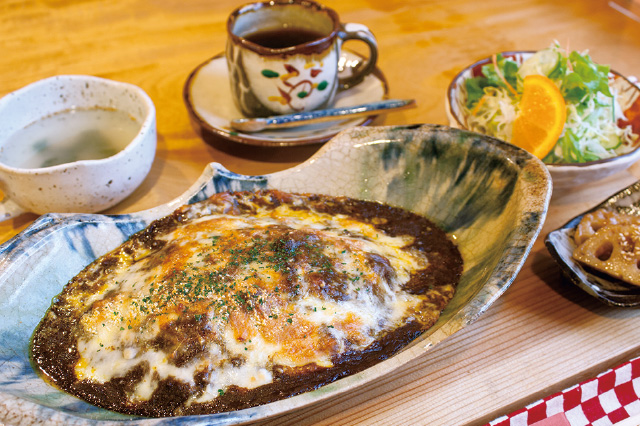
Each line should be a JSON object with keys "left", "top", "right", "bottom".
{"left": 2, "top": 0, "right": 640, "bottom": 424}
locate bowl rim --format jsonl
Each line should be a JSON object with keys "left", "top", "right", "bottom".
{"left": 446, "top": 50, "right": 640, "bottom": 168}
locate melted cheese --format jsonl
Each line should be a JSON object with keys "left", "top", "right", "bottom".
{"left": 65, "top": 197, "right": 435, "bottom": 405}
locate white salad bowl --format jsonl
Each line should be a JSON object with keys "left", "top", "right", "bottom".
{"left": 0, "top": 75, "right": 157, "bottom": 219}
{"left": 446, "top": 51, "right": 640, "bottom": 190}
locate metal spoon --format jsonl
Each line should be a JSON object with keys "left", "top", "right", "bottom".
{"left": 230, "top": 99, "right": 416, "bottom": 132}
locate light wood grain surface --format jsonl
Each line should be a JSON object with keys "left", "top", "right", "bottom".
{"left": 2, "top": 0, "right": 640, "bottom": 425}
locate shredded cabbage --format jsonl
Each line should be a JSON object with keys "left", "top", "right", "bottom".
{"left": 462, "top": 43, "right": 638, "bottom": 163}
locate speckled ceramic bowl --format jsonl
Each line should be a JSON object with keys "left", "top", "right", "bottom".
{"left": 446, "top": 51, "right": 640, "bottom": 190}
{"left": 0, "top": 75, "right": 156, "bottom": 220}
{"left": 0, "top": 125, "right": 551, "bottom": 425}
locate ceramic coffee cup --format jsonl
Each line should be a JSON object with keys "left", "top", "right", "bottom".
{"left": 226, "top": 0, "right": 378, "bottom": 117}
{"left": 0, "top": 75, "right": 156, "bottom": 220}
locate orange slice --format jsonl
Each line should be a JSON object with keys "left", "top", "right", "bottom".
{"left": 511, "top": 74, "right": 566, "bottom": 159}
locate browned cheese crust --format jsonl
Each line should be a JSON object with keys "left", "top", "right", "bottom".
{"left": 31, "top": 190, "right": 463, "bottom": 417}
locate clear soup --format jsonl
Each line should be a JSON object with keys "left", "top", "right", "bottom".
{"left": 0, "top": 107, "right": 141, "bottom": 169}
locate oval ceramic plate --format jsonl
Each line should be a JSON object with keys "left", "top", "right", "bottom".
{"left": 0, "top": 125, "right": 551, "bottom": 425}
{"left": 446, "top": 50, "right": 640, "bottom": 189}
{"left": 546, "top": 181, "right": 640, "bottom": 307}
{"left": 183, "top": 50, "right": 388, "bottom": 147}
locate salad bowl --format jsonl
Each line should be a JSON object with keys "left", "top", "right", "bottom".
{"left": 0, "top": 125, "right": 551, "bottom": 425}
{"left": 446, "top": 50, "right": 640, "bottom": 190}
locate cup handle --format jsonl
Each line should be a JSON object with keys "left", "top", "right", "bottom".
{"left": 337, "top": 23, "right": 379, "bottom": 90}
{"left": 0, "top": 195, "right": 26, "bottom": 222}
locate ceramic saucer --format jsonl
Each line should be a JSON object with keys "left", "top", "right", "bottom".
{"left": 183, "top": 50, "right": 389, "bottom": 147}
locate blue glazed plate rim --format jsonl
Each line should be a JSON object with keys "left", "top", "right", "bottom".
{"left": 0, "top": 124, "right": 552, "bottom": 425}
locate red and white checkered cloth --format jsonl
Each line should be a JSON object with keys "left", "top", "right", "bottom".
{"left": 486, "top": 356, "right": 640, "bottom": 426}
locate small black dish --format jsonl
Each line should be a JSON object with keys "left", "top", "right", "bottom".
{"left": 545, "top": 181, "right": 640, "bottom": 307}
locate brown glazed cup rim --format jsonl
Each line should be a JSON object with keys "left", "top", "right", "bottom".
{"left": 227, "top": 0, "right": 341, "bottom": 56}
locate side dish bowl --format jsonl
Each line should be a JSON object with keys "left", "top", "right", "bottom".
{"left": 446, "top": 51, "right": 640, "bottom": 190}
{"left": 546, "top": 181, "right": 640, "bottom": 307}
{"left": 0, "top": 75, "right": 157, "bottom": 220}
{"left": 0, "top": 124, "right": 551, "bottom": 425}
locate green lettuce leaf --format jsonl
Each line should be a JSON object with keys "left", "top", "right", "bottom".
{"left": 464, "top": 77, "right": 489, "bottom": 109}
{"left": 479, "top": 54, "right": 519, "bottom": 92}
{"left": 561, "top": 72, "right": 589, "bottom": 104}
{"left": 566, "top": 51, "right": 612, "bottom": 98}
{"left": 464, "top": 54, "right": 520, "bottom": 109}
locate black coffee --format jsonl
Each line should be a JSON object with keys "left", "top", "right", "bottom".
{"left": 243, "top": 27, "right": 325, "bottom": 48}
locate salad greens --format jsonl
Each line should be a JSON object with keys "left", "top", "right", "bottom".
{"left": 463, "top": 43, "right": 637, "bottom": 163}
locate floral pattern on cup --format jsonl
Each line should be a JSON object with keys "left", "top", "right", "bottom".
{"left": 261, "top": 62, "right": 330, "bottom": 112}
